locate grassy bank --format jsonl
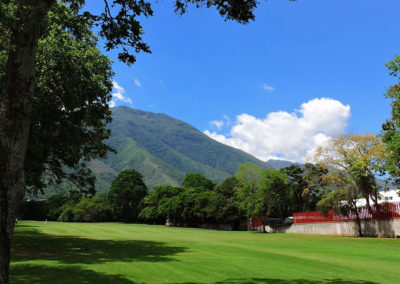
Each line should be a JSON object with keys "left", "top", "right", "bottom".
{"left": 10, "top": 221, "right": 400, "bottom": 283}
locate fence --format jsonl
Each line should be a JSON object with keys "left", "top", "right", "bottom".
{"left": 293, "top": 201, "right": 400, "bottom": 225}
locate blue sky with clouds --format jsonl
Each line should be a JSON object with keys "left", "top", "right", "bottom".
{"left": 87, "top": 0, "right": 400, "bottom": 162}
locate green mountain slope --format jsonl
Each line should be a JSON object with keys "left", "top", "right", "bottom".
{"left": 91, "top": 106, "right": 273, "bottom": 191}
{"left": 266, "top": 159, "right": 302, "bottom": 169}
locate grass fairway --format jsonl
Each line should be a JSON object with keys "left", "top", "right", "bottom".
{"left": 10, "top": 221, "right": 400, "bottom": 284}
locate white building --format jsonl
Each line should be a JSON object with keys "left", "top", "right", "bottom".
{"left": 356, "top": 189, "right": 400, "bottom": 207}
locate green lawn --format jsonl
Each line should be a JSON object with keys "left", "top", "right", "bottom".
{"left": 10, "top": 221, "right": 400, "bottom": 284}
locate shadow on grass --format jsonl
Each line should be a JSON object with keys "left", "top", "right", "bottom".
{"left": 212, "top": 278, "right": 379, "bottom": 284}
{"left": 11, "top": 224, "right": 187, "bottom": 264}
{"left": 11, "top": 264, "right": 136, "bottom": 284}
{"left": 173, "top": 279, "right": 379, "bottom": 284}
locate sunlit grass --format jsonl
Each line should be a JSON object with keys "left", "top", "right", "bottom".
{"left": 10, "top": 221, "right": 400, "bottom": 283}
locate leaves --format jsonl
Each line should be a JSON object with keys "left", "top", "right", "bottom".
{"left": 23, "top": 3, "right": 114, "bottom": 195}
{"left": 382, "top": 55, "right": 400, "bottom": 185}
{"left": 108, "top": 169, "right": 148, "bottom": 222}
{"left": 314, "top": 134, "right": 387, "bottom": 213}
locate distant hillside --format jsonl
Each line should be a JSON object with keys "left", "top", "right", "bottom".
{"left": 266, "top": 159, "right": 303, "bottom": 169}
{"left": 90, "top": 106, "right": 273, "bottom": 191}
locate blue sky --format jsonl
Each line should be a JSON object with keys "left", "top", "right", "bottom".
{"left": 87, "top": 0, "right": 400, "bottom": 162}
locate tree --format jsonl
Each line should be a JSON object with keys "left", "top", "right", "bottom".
{"left": 25, "top": 4, "right": 114, "bottom": 195}
{"left": 314, "top": 134, "right": 388, "bottom": 214}
{"left": 236, "top": 166, "right": 290, "bottom": 233}
{"left": 67, "top": 194, "right": 113, "bottom": 222}
{"left": 0, "top": 1, "right": 286, "bottom": 282}
{"left": 108, "top": 169, "right": 147, "bottom": 222}
{"left": 181, "top": 173, "right": 214, "bottom": 190}
{"left": 46, "top": 194, "right": 69, "bottom": 220}
{"left": 280, "top": 165, "right": 305, "bottom": 212}
{"left": 254, "top": 169, "right": 290, "bottom": 233}
{"left": 300, "top": 163, "right": 328, "bottom": 211}
{"left": 382, "top": 55, "right": 400, "bottom": 186}
{"left": 209, "top": 176, "right": 244, "bottom": 230}
{"left": 235, "top": 162, "right": 262, "bottom": 230}
{"left": 279, "top": 164, "right": 328, "bottom": 215}
{"left": 140, "top": 185, "right": 184, "bottom": 225}
{"left": 317, "top": 176, "right": 364, "bottom": 237}
{"left": 1, "top": 2, "right": 113, "bottom": 280}
{"left": 18, "top": 199, "right": 48, "bottom": 221}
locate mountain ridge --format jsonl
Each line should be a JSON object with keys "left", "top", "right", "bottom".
{"left": 91, "top": 106, "right": 276, "bottom": 191}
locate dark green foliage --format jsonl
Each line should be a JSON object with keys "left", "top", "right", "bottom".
{"left": 140, "top": 176, "right": 215, "bottom": 227}
{"left": 174, "top": 0, "right": 257, "bottom": 24}
{"left": 57, "top": 194, "right": 113, "bottom": 222}
{"left": 11, "top": 2, "right": 115, "bottom": 195}
{"left": 235, "top": 162, "right": 263, "bottom": 229}
{"left": 18, "top": 200, "right": 48, "bottom": 221}
{"left": 235, "top": 163, "right": 300, "bottom": 232}
{"left": 179, "top": 187, "right": 213, "bottom": 227}
{"left": 140, "top": 185, "right": 184, "bottom": 224}
{"left": 209, "top": 177, "right": 244, "bottom": 229}
{"left": 19, "top": 194, "right": 69, "bottom": 221}
{"left": 46, "top": 195, "right": 70, "bottom": 220}
{"left": 301, "top": 163, "right": 329, "bottom": 211}
{"left": 182, "top": 173, "right": 214, "bottom": 190}
{"left": 279, "top": 164, "right": 327, "bottom": 213}
{"left": 257, "top": 169, "right": 291, "bottom": 219}
{"left": 0, "top": 2, "right": 114, "bottom": 195}
{"left": 18, "top": 193, "right": 113, "bottom": 222}
{"left": 382, "top": 55, "right": 400, "bottom": 185}
{"left": 140, "top": 167, "right": 298, "bottom": 230}
{"left": 108, "top": 169, "right": 148, "bottom": 222}
{"left": 280, "top": 165, "right": 306, "bottom": 213}
{"left": 70, "top": 195, "right": 113, "bottom": 222}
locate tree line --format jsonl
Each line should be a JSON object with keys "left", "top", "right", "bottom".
{"left": 19, "top": 163, "right": 328, "bottom": 232}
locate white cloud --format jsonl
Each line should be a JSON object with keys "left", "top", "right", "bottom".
{"left": 111, "top": 81, "right": 132, "bottom": 105}
{"left": 210, "top": 120, "right": 224, "bottom": 130}
{"left": 262, "top": 83, "right": 275, "bottom": 92}
{"left": 204, "top": 98, "right": 350, "bottom": 163}
{"left": 109, "top": 100, "right": 116, "bottom": 108}
{"left": 209, "top": 115, "right": 231, "bottom": 130}
{"left": 134, "top": 78, "right": 142, "bottom": 87}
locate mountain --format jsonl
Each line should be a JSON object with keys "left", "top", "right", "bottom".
{"left": 91, "top": 106, "right": 274, "bottom": 191}
{"left": 266, "top": 159, "right": 303, "bottom": 169}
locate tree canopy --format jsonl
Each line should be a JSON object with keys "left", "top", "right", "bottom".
{"left": 313, "top": 134, "right": 387, "bottom": 212}
{"left": 382, "top": 55, "right": 400, "bottom": 185}
{"left": 181, "top": 173, "right": 214, "bottom": 190}
{"left": 21, "top": 2, "right": 114, "bottom": 195}
{"left": 108, "top": 169, "right": 148, "bottom": 222}
{"left": 255, "top": 169, "right": 290, "bottom": 232}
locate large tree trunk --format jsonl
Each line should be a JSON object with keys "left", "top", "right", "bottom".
{"left": 354, "top": 210, "right": 363, "bottom": 237}
{"left": 0, "top": 1, "right": 54, "bottom": 283}
{"left": 351, "top": 201, "right": 363, "bottom": 237}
